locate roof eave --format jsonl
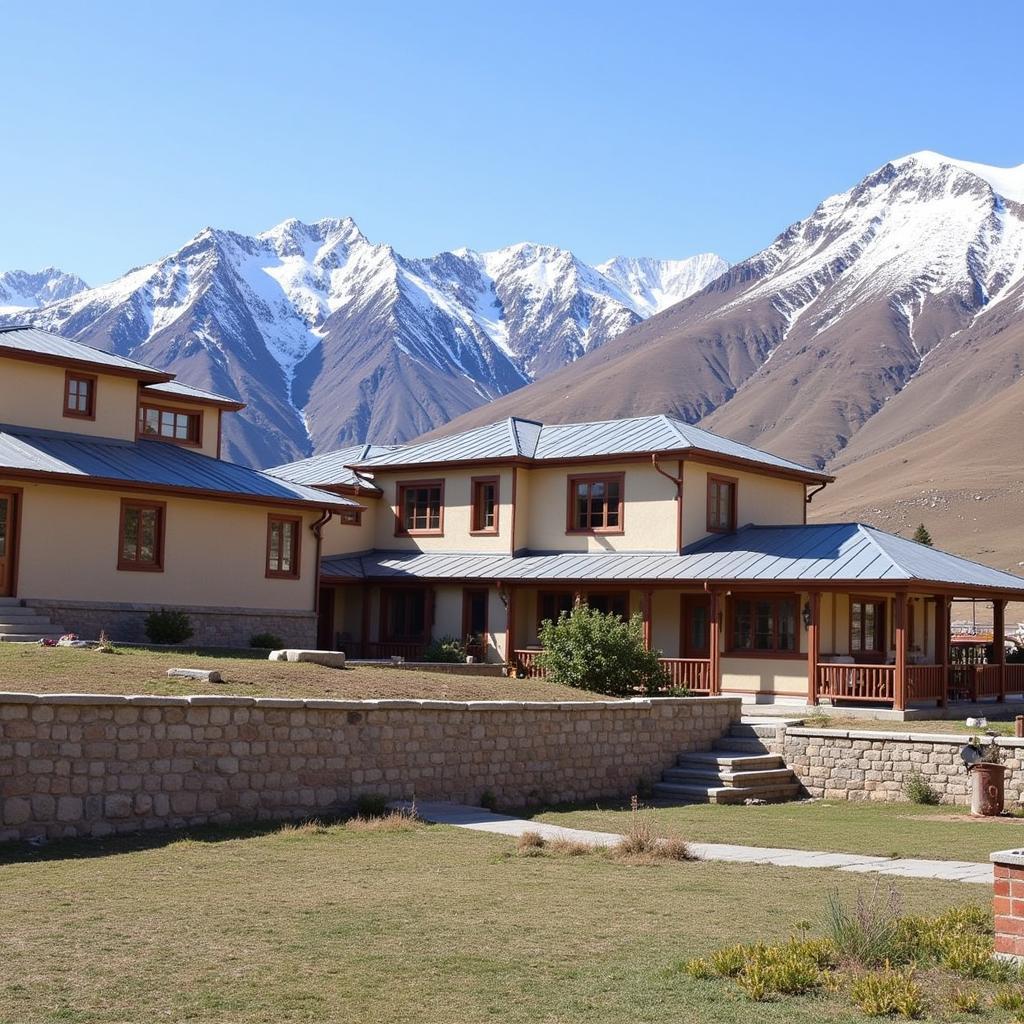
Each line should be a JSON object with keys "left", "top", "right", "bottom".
{"left": 0, "top": 345, "right": 174, "bottom": 384}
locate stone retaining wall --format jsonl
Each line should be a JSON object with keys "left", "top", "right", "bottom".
{"left": 0, "top": 693, "right": 740, "bottom": 843}
{"left": 771, "top": 727, "right": 1024, "bottom": 804}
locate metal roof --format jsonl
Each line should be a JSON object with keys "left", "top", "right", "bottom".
{"left": 346, "top": 414, "right": 829, "bottom": 480}
{"left": 0, "top": 325, "right": 172, "bottom": 380}
{"left": 0, "top": 423, "right": 357, "bottom": 509}
{"left": 267, "top": 444, "right": 393, "bottom": 491}
{"left": 320, "top": 523, "right": 1024, "bottom": 592}
{"left": 142, "top": 380, "right": 245, "bottom": 409}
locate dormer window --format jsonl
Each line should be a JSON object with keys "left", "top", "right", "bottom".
{"left": 138, "top": 404, "right": 201, "bottom": 446}
{"left": 64, "top": 372, "right": 96, "bottom": 420}
{"left": 567, "top": 473, "right": 624, "bottom": 534}
{"left": 707, "top": 475, "right": 737, "bottom": 533}
{"left": 470, "top": 476, "right": 499, "bottom": 534}
{"left": 396, "top": 480, "right": 444, "bottom": 536}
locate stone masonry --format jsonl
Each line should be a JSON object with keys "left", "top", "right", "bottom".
{"left": 769, "top": 727, "right": 1024, "bottom": 804}
{"left": 0, "top": 693, "right": 740, "bottom": 843}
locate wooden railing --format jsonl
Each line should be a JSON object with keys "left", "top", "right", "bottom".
{"left": 513, "top": 651, "right": 713, "bottom": 692}
{"left": 974, "top": 664, "right": 1004, "bottom": 698}
{"left": 346, "top": 641, "right": 427, "bottom": 661}
{"left": 906, "top": 664, "right": 945, "bottom": 702}
{"left": 514, "top": 650, "right": 545, "bottom": 678}
{"left": 817, "top": 663, "right": 895, "bottom": 703}
{"left": 1007, "top": 664, "right": 1024, "bottom": 694}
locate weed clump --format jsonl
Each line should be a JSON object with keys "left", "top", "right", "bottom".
{"left": 848, "top": 964, "right": 924, "bottom": 1018}
{"left": 903, "top": 769, "right": 940, "bottom": 805}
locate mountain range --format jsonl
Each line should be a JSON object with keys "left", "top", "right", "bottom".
{"left": 0, "top": 226, "right": 725, "bottom": 466}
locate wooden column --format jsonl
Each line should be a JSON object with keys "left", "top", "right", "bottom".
{"left": 807, "top": 591, "right": 820, "bottom": 706}
{"left": 360, "top": 585, "right": 371, "bottom": 658}
{"left": 708, "top": 589, "right": 721, "bottom": 695}
{"left": 894, "top": 595, "right": 907, "bottom": 711}
{"left": 504, "top": 584, "right": 517, "bottom": 672}
{"left": 995, "top": 598, "right": 1007, "bottom": 702}
{"left": 641, "top": 589, "right": 653, "bottom": 650}
{"left": 936, "top": 594, "right": 949, "bottom": 708}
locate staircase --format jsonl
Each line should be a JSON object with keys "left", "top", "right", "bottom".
{"left": 653, "top": 720, "right": 802, "bottom": 804}
{"left": 0, "top": 598, "right": 65, "bottom": 643}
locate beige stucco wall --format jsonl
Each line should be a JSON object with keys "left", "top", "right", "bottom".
{"left": 0, "top": 358, "right": 140, "bottom": 440}
{"left": 369, "top": 468, "right": 514, "bottom": 552}
{"left": 721, "top": 657, "right": 807, "bottom": 696}
{"left": 320, "top": 495, "right": 378, "bottom": 556}
{"left": 6, "top": 478, "right": 320, "bottom": 611}
{"left": 682, "top": 460, "right": 805, "bottom": 546}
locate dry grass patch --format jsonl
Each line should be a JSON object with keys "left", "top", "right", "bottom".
{"left": 609, "top": 796, "right": 692, "bottom": 864}
{"left": 345, "top": 804, "right": 423, "bottom": 833}
{"left": 514, "top": 830, "right": 596, "bottom": 858}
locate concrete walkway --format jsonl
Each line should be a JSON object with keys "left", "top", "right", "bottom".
{"left": 402, "top": 801, "right": 993, "bottom": 886}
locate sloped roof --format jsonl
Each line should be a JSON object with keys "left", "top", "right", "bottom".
{"left": 343, "top": 414, "right": 829, "bottom": 481}
{"left": 0, "top": 325, "right": 172, "bottom": 381}
{"left": 0, "top": 423, "right": 357, "bottom": 509}
{"left": 320, "top": 523, "right": 1024, "bottom": 593}
{"left": 266, "top": 444, "right": 394, "bottom": 491}
{"left": 142, "top": 379, "right": 246, "bottom": 410}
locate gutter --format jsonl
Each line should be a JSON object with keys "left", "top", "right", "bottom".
{"left": 651, "top": 454, "right": 684, "bottom": 554}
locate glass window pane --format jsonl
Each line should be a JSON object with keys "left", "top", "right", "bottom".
{"left": 122, "top": 508, "right": 139, "bottom": 560}
{"left": 754, "top": 600, "right": 774, "bottom": 650}
{"left": 732, "top": 600, "right": 753, "bottom": 649}
{"left": 777, "top": 599, "right": 796, "bottom": 651}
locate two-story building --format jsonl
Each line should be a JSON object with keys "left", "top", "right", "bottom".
{"left": 0, "top": 326, "right": 358, "bottom": 647}
{"left": 271, "top": 415, "right": 1024, "bottom": 710}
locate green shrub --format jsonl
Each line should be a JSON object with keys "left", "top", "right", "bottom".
{"left": 422, "top": 635, "right": 466, "bottom": 663}
{"left": 681, "top": 957, "right": 715, "bottom": 980}
{"left": 143, "top": 609, "right": 194, "bottom": 645}
{"left": 536, "top": 607, "right": 667, "bottom": 696}
{"left": 949, "top": 986, "right": 981, "bottom": 1014}
{"left": 992, "top": 985, "right": 1024, "bottom": 1011}
{"left": 903, "top": 769, "right": 939, "bottom": 805}
{"left": 250, "top": 632, "right": 283, "bottom": 650}
{"left": 823, "top": 883, "right": 906, "bottom": 967}
{"left": 736, "top": 960, "right": 772, "bottom": 1001}
{"left": 354, "top": 794, "right": 389, "bottom": 818}
{"left": 709, "top": 944, "right": 751, "bottom": 978}
{"left": 848, "top": 965, "right": 924, "bottom": 1018}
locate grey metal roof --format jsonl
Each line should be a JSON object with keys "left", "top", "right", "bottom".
{"left": 320, "top": 523, "right": 1024, "bottom": 593}
{"left": 142, "top": 380, "right": 245, "bottom": 409}
{"left": 0, "top": 423, "right": 357, "bottom": 509}
{"left": 267, "top": 444, "right": 393, "bottom": 491}
{"left": 348, "top": 414, "right": 829, "bottom": 480}
{"left": 0, "top": 325, "right": 171, "bottom": 380}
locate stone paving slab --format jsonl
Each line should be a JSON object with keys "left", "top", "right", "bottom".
{"left": 403, "top": 801, "right": 993, "bottom": 885}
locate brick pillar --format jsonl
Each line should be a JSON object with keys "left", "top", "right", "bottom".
{"left": 992, "top": 851, "right": 1024, "bottom": 961}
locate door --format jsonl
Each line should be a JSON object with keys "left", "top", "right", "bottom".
{"left": 317, "top": 586, "right": 336, "bottom": 650}
{"left": 0, "top": 490, "right": 18, "bottom": 597}
{"left": 680, "top": 595, "right": 711, "bottom": 658}
{"left": 462, "top": 587, "right": 489, "bottom": 660}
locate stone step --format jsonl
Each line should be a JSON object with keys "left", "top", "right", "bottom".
{"left": 662, "top": 766, "right": 797, "bottom": 788}
{"left": 678, "top": 751, "right": 785, "bottom": 772}
{"left": 730, "top": 722, "right": 785, "bottom": 739}
{"left": 652, "top": 781, "right": 803, "bottom": 805}
{"left": 0, "top": 632, "right": 63, "bottom": 643}
{"left": 0, "top": 597, "right": 23, "bottom": 607}
{"left": 0, "top": 616, "right": 57, "bottom": 629}
{"left": 714, "top": 737, "right": 773, "bottom": 754}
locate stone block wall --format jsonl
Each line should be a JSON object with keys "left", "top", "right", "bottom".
{"left": 770, "top": 727, "right": 1024, "bottom": 804}
{"left": 25, "top": 599, "right": 316, "bottom": 649}
{"left": 0, "top": 693, "right": 740, "bottom": 843}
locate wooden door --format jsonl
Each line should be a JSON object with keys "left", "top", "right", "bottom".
{"left": 680, "top": 595, "right": 711, "bottom": 658}
{"left": 0, "top": 491, "right": 18, "bottom": 597}
{"left": 462, "top": 587, "right": 489, "bottom": 660}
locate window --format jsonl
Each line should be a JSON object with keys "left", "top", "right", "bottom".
{"left": 338, "top": 508, "right": 362, "bottom": 526}
{"left": 382, "top": 588, "right": 427, "bottom": 641}
{"left": 64, "top": 372, "right": 96, "bottom": 420}
{"left": 538, "top": 591, "right": 574, "bottom": 632}
{"left": 470, "top": 476, "right": 499, "bottom": 534}
{"left": 138, "top": 404, "right": 201, "bottom": 445}
{"left": 396, "top": 480, "right": 444, "bottom": 535}
{"left": 585, "top": 592, "right": 629, "bottom": 619}
{"left": 707, "top": 475, "right": 737, "bottom": 533}
{"left": 567, "top": 474, "right": 624, "bottom": 533}
{"left": 462, "top": 588, "right": 489, "bottom": 657}
{"left": 266, "top": 515, "right": 301, "bottom": 579}
{"left": 851, "top": 599, "right": 886, "bottom": 656}
{"left": 730, "top": 595, "right": 797, "bottom": 653}
{"left": 118, "top": 500, "right": 165, "bottom": 572}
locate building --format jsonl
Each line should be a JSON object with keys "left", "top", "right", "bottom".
{"left": 270, "top": 415, "right": 1024, "bottom": 710}
{"left": 0, "top": 326, "right": 358, "bottom": 647}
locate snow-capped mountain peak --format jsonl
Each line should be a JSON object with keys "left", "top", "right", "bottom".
{"left": 893, "top": 150, "right": 1024, "bottom": 204}
{"left": 0, "top": 267, "right": 89, "bottom": 313}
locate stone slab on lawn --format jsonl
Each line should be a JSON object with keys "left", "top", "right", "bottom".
{"left": 269, "top": 649, "right": 346, "bottom": 668}
{"left": 166, "top": 668, "right": 223, "bottom": 684}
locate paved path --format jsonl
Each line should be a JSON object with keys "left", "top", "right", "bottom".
{"left": 401, "top": 801, "right": 993, "bottom": 886}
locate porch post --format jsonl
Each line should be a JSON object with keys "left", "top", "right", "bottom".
{"left": 641, "top": 589, "right": 653, "bottom": 650}
{"left": 995, "top": 598, "right": 1007, "bottom": 702}
{"left": 807, "top": 591, "right": 820, "bottom": 706}
{"left": 708, "top": 589, "right": 721, "bottom": 695}
{"left": 894, "top": 595, "right": 907, "bottom": 711}
{"left": 504, "top": 584, "right": 517, "bottom": 671}
{"left": 360, "top": 584, "right": 371, "bottom": 659}
{"left": 935, "top": 594, "right": 948, "bottom": 708}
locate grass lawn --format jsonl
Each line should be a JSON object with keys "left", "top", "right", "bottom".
{"left": 535, "top": 800, "right": 1024, "bottom": 863}
{"left": 0, "top": 644, "right": 605, "bottom": 701}
{"left": 0, "top": 821, "right": 989, "bottom": 1024}
{"left": 801, "top": 712, "right": 1024, "bottom": 737}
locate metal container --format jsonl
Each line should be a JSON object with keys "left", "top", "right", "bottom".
{"left": 969, "top": 762, "right": 1006, "bottom": 816}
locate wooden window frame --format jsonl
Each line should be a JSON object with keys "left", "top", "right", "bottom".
{"left": 338, "top": 508, "right": 363, "bottom": 526}
{"left": 380, "top": 586, "right": 429, "bottom": 642}
{"left": 137, "top": 402, "right": 203, "bottom": 448}
{"left": 849, "top": 596, "right": 887, "bottom": 660}
{"left": 462, "top": 586, "right": 490, "bottom": 654}
{"left": 706, "top": 473, "right": 738, "bottom": 533}
{"left": 536, "top": 589, "right": 575, "bottom": 635}
{"left": 679, "top": 594, "right": 712, "bottom": 658}
{"left": 265, "top": 514, "right": 303, "bottom": 580}
{"left": 117, "top": 498, "right": 166, "bottom": 573}
{"left": 726, "top": 592, "right": 800, "bottom": 657}
{"left": 470, "top": 475, "right": 500, "bottom": 535}
{"left": 566, "top": 472, "right": 625, "bottom": 535}
{"left": 63, "top": 370, "right": 97, "bottom": 421}
{"left": 395, "top": 479, "right": 445, "bottom": 537}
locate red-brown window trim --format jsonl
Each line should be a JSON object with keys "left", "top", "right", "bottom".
{"left": 380, "top": 586, "right": 429, "bottom": 642}
{"left": 117, "top": 498, "right": 166, "bottom": 572}
{"left": 470, "top": 475, "right": 500, "bottom": 535}
{"left": 395, "top": 479, "right": 445, "bottom": 536}
{"left": 266, "top": 514, "right": 303, "bottom": 579}
{"left": 706, "top": 473, "right": 738, "bottom": 533}
{"left": 566, "top": 472, "right": 625, "bottom": 535}
{"left": 137, "top": 403, "right": 203, "bottom": 447}
{"left": 63, "top": 370, "right": 97, "bottom": 421}
{"left": 850, "top": 596, "right": 887, "bottom": 658}
{"left": 338, "top": 507, "right": 363, "bottom": 526}
{"left": 725, "top": 592, "right": 800, "bottom": 656}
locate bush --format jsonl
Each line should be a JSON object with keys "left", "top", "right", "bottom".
{"left": 903, "top": 769, "right": 940, "bottom": 805}
{"left": 536, "top": 607, "right": 667, "bottom": 695}
{"left": 250, "top": 632, "right": 283, "bottom": 650}
{"left": 848, "top": 965, "right": 924, "bottom": 1017}
{"left": 143, "top": 609, "right": 194, "bottom": 645}
{"left": 354, "top": 794, "right": 389, "bottom": 818}
{"left": 422, "top": 635, "right": 466, "bottom": 663}
{"left": 823, "top": 883, "right": 907, "bottom": 967}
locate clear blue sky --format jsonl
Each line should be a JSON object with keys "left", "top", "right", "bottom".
{"left": 2, "top": 0, "right": 1022, "bottom": 284}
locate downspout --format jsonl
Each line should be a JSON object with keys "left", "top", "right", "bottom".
{"left": 652, "top": 454, "right": 684, "bottom": 555}
{"left": 310, "top": 509, "right": 333, "bottom": 622}
{"left": 805, "top": 482, "right": 828, "bottom": 505}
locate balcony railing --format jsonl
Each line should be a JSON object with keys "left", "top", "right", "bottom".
{"left": 817, "top": 663, "right": 896, "bottom": 703}
{"left": 513, "top": 651, "right": 713, "bottom": 693}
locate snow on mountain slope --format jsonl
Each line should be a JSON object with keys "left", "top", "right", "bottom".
{"left": 0, "top": 268, "right": 88, "bottom": 313}
{"left": 597, "top": 253, "right": 729, "bottom": 316}
{"left": 1, "top": 221, "right": 724, "bottom": 465}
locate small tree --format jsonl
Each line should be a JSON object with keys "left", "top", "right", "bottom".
{"left": 536, "top": 606, "right": 667, "bottom": 696}
{"left": 912, "top": 523, "right": 933, "bottom": 546}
